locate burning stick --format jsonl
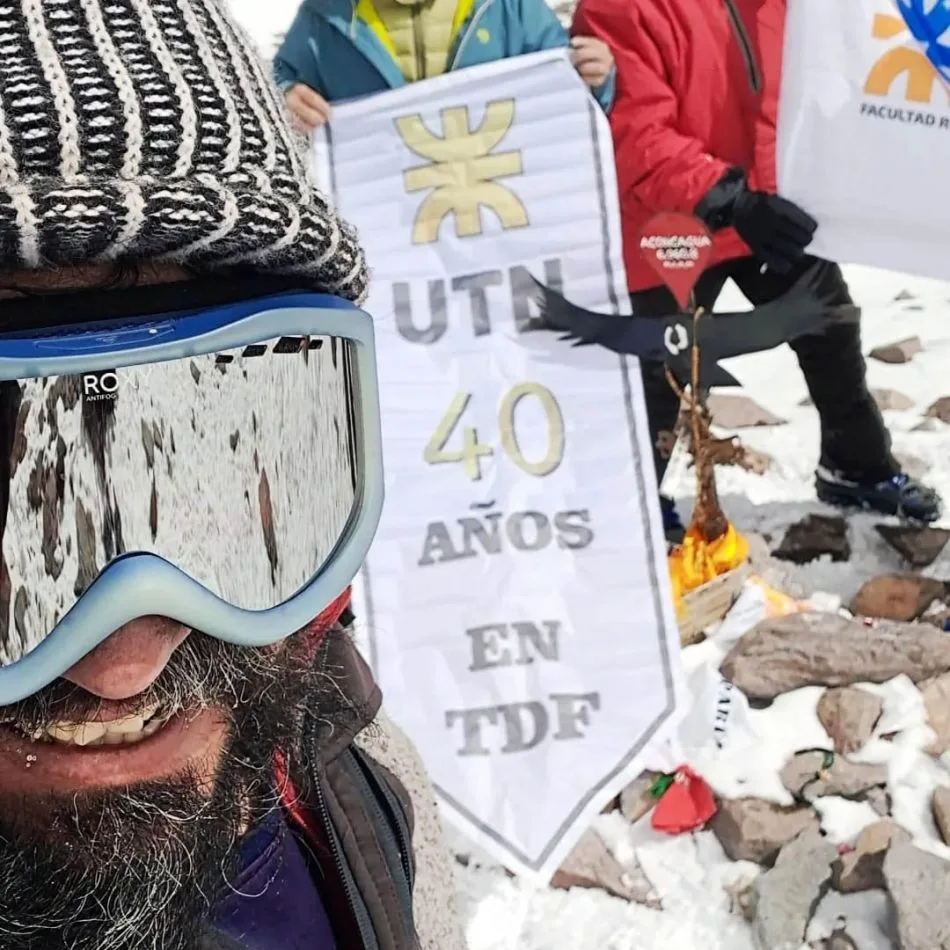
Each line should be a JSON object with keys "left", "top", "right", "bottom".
{"left": 637, "top": 213, "right": 748, "bottom": 602}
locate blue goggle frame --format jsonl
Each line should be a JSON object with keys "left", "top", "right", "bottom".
{"left": 0, "top": 292, "right": 383, "bottom": 704}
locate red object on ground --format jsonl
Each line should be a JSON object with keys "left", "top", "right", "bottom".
{"left": 651, "top": 766, "right": 718, "bottom": 834}
{"left": 639, "top": 212, "right": 713, "bottom": 309}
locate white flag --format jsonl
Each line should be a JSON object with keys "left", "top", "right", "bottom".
{"left": 314, "top": 50, "right": 685, "bottom": 881}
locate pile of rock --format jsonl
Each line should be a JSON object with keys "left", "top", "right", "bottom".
{"left": 550, "top": 579, "right": 950, "bottom": 950}
{"left": 711, "top": 605, "right": 950, "bottom": 950}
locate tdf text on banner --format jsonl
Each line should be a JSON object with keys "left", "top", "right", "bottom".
{"left": 777, "top": 0, "right": 950, "bottom": 281}
{"left": 313, "top": 50, "right": 683, "bottom": 881}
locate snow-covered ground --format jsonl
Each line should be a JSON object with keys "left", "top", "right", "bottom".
{"left": 668, "top": 266, "right": 950, "bottom": 602}
{"left": 449, "top": 264, "right": 950, "bottom": 950}
{"left": 221, "top": 2, "right": 950, "bottom": 944}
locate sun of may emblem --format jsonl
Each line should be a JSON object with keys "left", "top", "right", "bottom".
{"left": 395, "top": 100, "right": 529, "bottom": 245}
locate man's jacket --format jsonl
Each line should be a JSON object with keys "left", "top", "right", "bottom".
{"left": 571, "top": 0, "right": 784, "bottom": 291}
{"left": 201, "top": 625, "right": 464, "bottom": 950}
{"left": 273, "top": 0, "right": 615, "bottom": 110}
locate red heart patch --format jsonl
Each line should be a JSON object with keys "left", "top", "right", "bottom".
{"left": 639, "top": 213, "right": 714, "bottom": 309}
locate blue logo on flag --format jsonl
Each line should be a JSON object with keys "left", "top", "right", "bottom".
{"left": 897, "top": 0, "right": 950, "bottom": 83}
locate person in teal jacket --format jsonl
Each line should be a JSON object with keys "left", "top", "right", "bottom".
{"left": 274, "top": 0, "right": 615, "bottom": 132}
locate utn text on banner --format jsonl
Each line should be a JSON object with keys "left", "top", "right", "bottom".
{"left": 313, "top": 50, "right": 685, "bottom": 881}
{"left": 777, "top": 0, "right": 950, "bottom": 280}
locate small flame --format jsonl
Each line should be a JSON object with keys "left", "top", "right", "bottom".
{"left": 668, "top": 521, "right": 749, "bottom": 607}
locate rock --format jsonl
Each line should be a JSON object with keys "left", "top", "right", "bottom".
{"left": 720, "top": 611, "right": 950, "bottom": 701}
{"left": 817, "top": 688, "right": 884, "bottom": 755}
{"left": 871, "top": 388, "right": 915, "bottom": 411}
{"left": 894, "top": 289, "right": 916, "bottom": 302}
{"left": 707, "top": 394, "right": 787, "bottom": 429}
{"left": 619, "top": 771, "right": 660, "bottom": 825}
{"left": 883, "top": 840, "right": 950, "bottom": 950}
{"left": 933, "top": 787, "right": 950, "bottom": 845}
{"left": 863, "top": 786, "right": 891, "bottom": 817}
{"left": 744, "top": 532, "right": 808, "bottom": 599}
{"left": 780, "top": 750, "right": 888, "bottom": 802}
{"left": 876, "top": 524, "right": 950, "bottom": 568}
{"left": 849, "top": 574, "right": 946, "bottom": 622}
{"left": 913, "top": 416, "right": 943, "bottom": 432}
{"left": 869, "top": 336, "right": 923, "bottom": 364}
{"left": 811, "top": 931, "right": 859, "bottom": 950}
{"left": 894, "top": 450, "right": 930, "bottom": 480}
{"left": 921, "top": 672, "right": 950, "bottom": 756}
{"left": 799, "top": 395, "right": 814, "bottom": 407}
{"left": 710, "top": 798, "right": 819, "bottom": 866}
{"left": 922, "top": 600, "right": 950, "bottom": 631}
{"left": 926, "top": 396, "right": 950, "bottom": 424}
{"left": 774, "top": 515, "right": 850, "bottom": 565}
{"left": 745, "top": 531, "right": 773, "bottom": 569}
{"left": 725, "top": 875, "right": 760, "bottom": 922}
{"left": 736, "top": 444, "right": 773, "bottom": 475}
{"left": 550, "top": 829, "right": 661, "bottom": 907}
{"left": 832, "top": 820, "right": 910, "bottom": 893}
{"left": 753, "top": 827, "right": 838, "bottom": 950}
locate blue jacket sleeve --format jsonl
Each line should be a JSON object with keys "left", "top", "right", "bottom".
{"left": 516, "top": 0, "right": 615, "bottom": 112}
{"left": 273, "top": 5, "right": 324, "bottom": 95}
{"left": 590, "top": 66, "right": 615, "bottom": 112}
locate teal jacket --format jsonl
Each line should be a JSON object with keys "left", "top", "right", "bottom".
{"left": 273, "top": 0, "right": 614, "bottom": 111}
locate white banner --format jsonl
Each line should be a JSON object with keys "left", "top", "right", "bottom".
{"left": 314, "top": 50, "right": 683, "bottom": 881}
{"left": 777, "top": 0, "right": 950, "bottom": 280}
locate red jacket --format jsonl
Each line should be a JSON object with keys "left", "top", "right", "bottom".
{"left": 572, "top": 0, "right": 785, "bottom": 293}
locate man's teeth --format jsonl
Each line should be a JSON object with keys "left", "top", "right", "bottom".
{"left": 29, "top": 703, "right": 167, "bottom": 747}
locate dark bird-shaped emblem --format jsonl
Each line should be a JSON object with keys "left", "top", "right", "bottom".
{"left": 530, "top": 264, "right": 860, "bottom": 387}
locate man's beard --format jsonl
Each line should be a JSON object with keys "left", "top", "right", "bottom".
{"left": 0, "top": 626, "right": 351, "bottom": 950}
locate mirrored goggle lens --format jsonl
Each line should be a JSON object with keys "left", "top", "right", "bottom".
{"left": 0, "top": 334, "right": 359, "bottom": 665}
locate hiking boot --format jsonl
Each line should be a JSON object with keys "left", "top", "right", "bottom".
{"left": 815, "top": 466, "right": 942, "bottom": 523}
{"left": 660, "top": 494, "right": 686, "bottom": 545}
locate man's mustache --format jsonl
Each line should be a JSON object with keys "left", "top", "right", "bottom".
{"left": 0, "top": 631, "right": 284, "bottom": 737}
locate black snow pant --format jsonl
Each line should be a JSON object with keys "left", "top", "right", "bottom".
{"left": 631, "top": 255, "right": 898, "bottom": 487}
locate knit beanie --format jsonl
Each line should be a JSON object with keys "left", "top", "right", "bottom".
{"left": 0, "top": 0, "right": 366, "bottom": 300}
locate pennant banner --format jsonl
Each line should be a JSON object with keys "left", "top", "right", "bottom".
{"left": 313, "top": 50, "right": 684, "bottom": 881}
{"left": 777, "top": 0, "right": 950, "bottom": 280}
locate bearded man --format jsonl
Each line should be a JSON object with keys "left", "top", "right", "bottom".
{"left": 0, "top": 2, "right": 463, "bottom": 949}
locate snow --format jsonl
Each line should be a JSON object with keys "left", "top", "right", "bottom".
{"left": 455, "top": 824, "right": 757, "bottom": 950}
{"left": 448, "top": 264, "right": 950, "bottom": 950}
{"left": 220, "top": 2, "right": 950, "bottom": 944}
{"left": 669, "top": 266, "right": 950, "bottom": 604}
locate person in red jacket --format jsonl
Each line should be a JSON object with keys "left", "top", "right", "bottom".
{"left": 572, "top": 0, "right": 941, "bottom": 537}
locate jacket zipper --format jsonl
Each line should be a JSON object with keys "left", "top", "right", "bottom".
{"left": 314, "top": 779, "right": 381, "bottom": 950}
{"left": 722, "top": 0, "right": 762, "bottom": 93}
{"left": 350, "top": 747, "right": 415, "bottom": 890}
{"left": 411, "top": 5, "right": 426, "bottom": 79}
{"left": 448, "top": 0, "right": 493, "bottom": 70}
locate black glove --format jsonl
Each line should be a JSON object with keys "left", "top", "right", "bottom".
{"left": 695, "top": 167, "right": 818, "bottom": 274}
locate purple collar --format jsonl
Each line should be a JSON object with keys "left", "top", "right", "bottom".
{"left": 210, "top": 811, "right": 337, "bottom": 950}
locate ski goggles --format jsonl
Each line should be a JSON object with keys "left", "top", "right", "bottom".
{"left": 0, "top": 285, "right": 382, "bottom": 704}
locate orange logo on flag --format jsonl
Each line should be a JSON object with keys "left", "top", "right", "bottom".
{"left": 864, "top": 12, "right": 948, "bottom": 104}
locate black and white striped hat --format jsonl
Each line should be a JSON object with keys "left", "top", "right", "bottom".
{"left": 0, "top": 0, "right": 366, "bottom": 300}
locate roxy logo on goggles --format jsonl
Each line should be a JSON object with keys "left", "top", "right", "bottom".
{"left": 81, "top": 366, "right": 163, "bottom": 400}
{"left": 82, "top": 370, "right": 126, "bottom": 401}
{"left": 79, "top": 336, "right": 326, "bottom": 402}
